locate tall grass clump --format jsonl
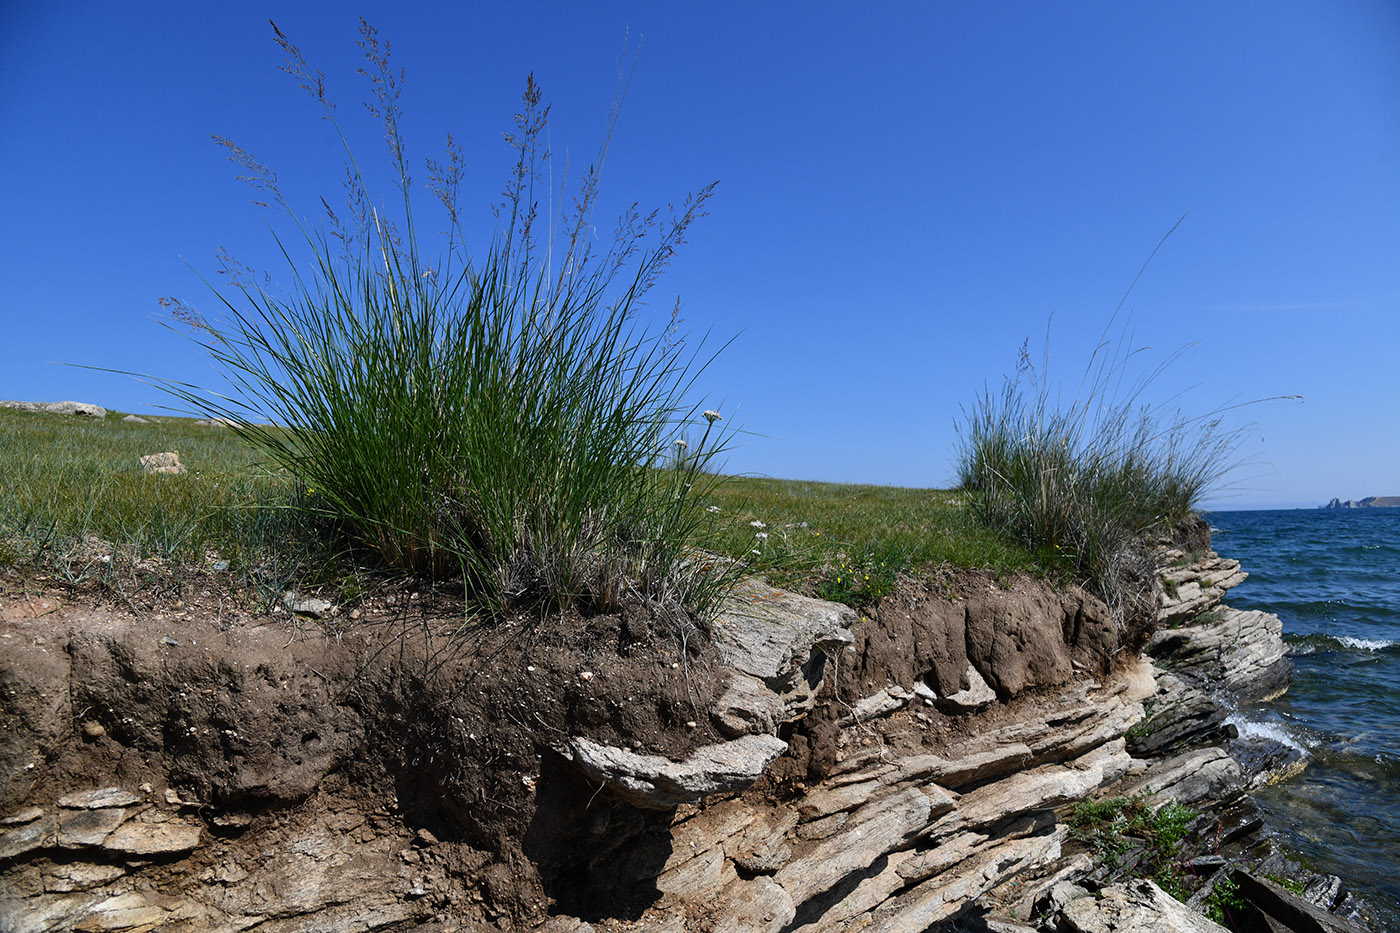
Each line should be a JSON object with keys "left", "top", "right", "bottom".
{"left": 154, "top": 22, "right": 733, "bottom": 618}
{"left": 956, "top": 260, "right": 1251, "bottom": 635}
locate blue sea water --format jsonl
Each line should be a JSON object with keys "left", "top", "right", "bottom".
{"left": 1207, "top": 508, "right": 1400, "bottom": 928}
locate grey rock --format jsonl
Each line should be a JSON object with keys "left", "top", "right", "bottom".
{"left": 855, "top": 829, "right": 1066, "bottom": 933}
{"left": 713, "top": 875, "right": 795, "bottom": 932}
{"left": 1228, "top": 729, "right": 1308, "bottom": 787}
{"left": 937, "top": 663, "right": 998, "bottom": 711}
{"left": 1035, "top": 879, "right": 1090, "bottom": 920}
{"left": 1118, "top": 746, "right": 1243, "bottom": 807}
{"left": 1059, "top": 879, "right": 1229, "bottom": 932}
{"left": 1304, "top": 873, "right": 1344, "bottom": 911}
{"left": 1, "top": 400, "right": 107, "bottom": 418}
{"left": 1127, "top": 670, "right": 1231, "bottom": 757}
{"left": 1148, "top": 606, "right": 1292, "bottom": 703}
{"left": 711, "top": 672, "right": 786, "bottom": 738}
{"left": 0, "top": 813, "right": 56, "bottom": 858}
{"left": 78, "top": 892, "right": 168, "bottom": 930}
{"left": 711, "top": 580, "right": 855, "bottom": 718}
{"left": 138, "top": 451, "right": 186, "bottom": 475}
{"left": 44, "top": 862, "right": 127, "bottom": 892}
{"left": 841, "top": 685, "right": 913, "bottom": 725}
{"left": 58, "top": 787, "right": 141, "bottom": 809}
{"left": 57, "top": 807, "right": 128, "bottom": 847}
{"left": 567, "top": 733, "right": 788, "bottom": 809}
{"left": 282, "top": 591, "right": 332, "bottom": 618}
{"left": 1232, "top": 870, "right": 1371, "bottom": 933}
{"left": 102, "top": 813, "right": 201, "bottom": 855}
{"left": 1157, "top": 554, "right": 1248, "bottom": 625}
{"left": 122, "top": 414, "right": 150, "bottom": 423}
{"left": 776, "top": 786, "right": 937, "bottom": 904}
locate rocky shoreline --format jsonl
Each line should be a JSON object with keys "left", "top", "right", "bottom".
{"left": 0, "top": 539, "right": 1384, "bottom": 931}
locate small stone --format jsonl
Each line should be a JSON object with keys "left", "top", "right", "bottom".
{"left": 161, "top": 636, "right": 181, "bottom": 648}
{"left": 211, "top": 560, "right": 230, "bottom": 572}
{"left": 579, "top": 671, "right": 594, "bottom": 681}
{"left": 685, "top": 721, "right": 698, "bottom": 729}
{"left": 82, "top": 720, "right": 106, "bottom": 739}
{"left": 164, "top": 788, "right": 200, "bottom": 807}
{"left": 282, "top": 591, "right": 332, "bottom": 618}
{"left": 138, "top": 784, "right": 153, "bottom": 795}
{"left": 122, "top": 414, "right": 150, "bottom": 424}
{"left": 415, "top": 828, "right": 439, "bottom": 846}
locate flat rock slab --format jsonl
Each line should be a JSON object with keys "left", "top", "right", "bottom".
{"left": 1118, "top": 746, "right": 1243, "bottom": 807}
{"left": 568, "top": 733, "right": 788, "bottom": 809}
{"left": 1060, "top": 879, "right": 1229, "bottom": 932}
{"left": 58, "top": 788, "right": 142, "bottom": 809}
{"left": 57, "top": 807, "right": 128, "bottom": 847}
{"left": 103, "top": 815, "right": 202, "bottom": 856}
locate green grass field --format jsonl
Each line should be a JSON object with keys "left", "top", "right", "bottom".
{"left": 0, "top": 406, "right": 1058, "bottom": 608}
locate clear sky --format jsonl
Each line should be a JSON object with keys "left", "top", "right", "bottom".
{"left": 3, "top": 2, "right": 1397, "bottom": 508}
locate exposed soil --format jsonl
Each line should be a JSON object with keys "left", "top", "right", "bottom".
{"left": 0, "top": 561, "right": 731, "bottom": 928}
{"left": 0, "top": 558, "right": 1123, "bottom": 930}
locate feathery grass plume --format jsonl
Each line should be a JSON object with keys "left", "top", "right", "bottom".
{"left": 152, "top": 20, "right": 734, "bottom": 619}
{"left": 956, "top": 225, "right": 1267, "bottom": 637}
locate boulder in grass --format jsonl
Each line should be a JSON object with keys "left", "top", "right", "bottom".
{"left": 139, "top": 452, "right": 186, "bottom": 475}
{"left": 122, "top": 414, "right": 150, "bottom": 424}
{"left": 42, "top": 401, "right": 107, "bottom": 417}
{"left": 0, "top": 400, "right": 107, "bottom": 417}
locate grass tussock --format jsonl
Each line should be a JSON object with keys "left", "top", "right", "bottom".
{"left": 145, "top": 22, "right": 734, "bottom": 618}
{"left": 957, "top": 294, "right": 1249, "bottom": 636}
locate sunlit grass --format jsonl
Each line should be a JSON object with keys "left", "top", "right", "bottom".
{"left": 1, "top": 408, "right": 1059, "bottom": 608}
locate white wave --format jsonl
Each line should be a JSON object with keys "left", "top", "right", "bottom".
{"left": 1227, "top": 715, "right": 1309, "bottom": 753}
{"left": 1336, "top": 635, "right": 1396, "bottom": 651}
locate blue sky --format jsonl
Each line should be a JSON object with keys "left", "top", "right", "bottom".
{"left": 3, "top": 2, "right": 1396, "bottom": 508}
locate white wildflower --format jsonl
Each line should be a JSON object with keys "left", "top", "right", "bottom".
{"left": 755, "top": 532, "right": 769, "bottom": 541}
{"left": 674, "top": 439, "right": 688, "bottom": 450}
{"left": 749, "top": 520, "right": 766, "bottom": 529}
{"left": 706, "top": 505, "right": 721, "bottom": 513}
{"left": 703, "top": 410, "right": 722, "bottom": 423}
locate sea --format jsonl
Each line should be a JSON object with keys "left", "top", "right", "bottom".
{"left": 1206, "top": 507, "right": 1400, "bottom": 929}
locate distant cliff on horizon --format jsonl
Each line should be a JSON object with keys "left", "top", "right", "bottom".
{"left": 1323, "top": 496, "right": 1400, "bottom": 509}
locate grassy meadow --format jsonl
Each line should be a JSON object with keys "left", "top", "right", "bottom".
{"left": 0, "top": 405, "right": 1055, "bottom": 610}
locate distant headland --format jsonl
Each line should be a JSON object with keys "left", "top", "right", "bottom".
{"left": 1323, "top": 496, "right": 1400, "bottom": 509}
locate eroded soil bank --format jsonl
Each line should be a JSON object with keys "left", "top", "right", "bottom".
{"left": 0, "top": 552, "right": 1375, "bottom": 932}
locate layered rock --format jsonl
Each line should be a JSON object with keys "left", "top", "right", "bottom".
{"left": 1, "top": 542, "right": 1374, "bottom": 932}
